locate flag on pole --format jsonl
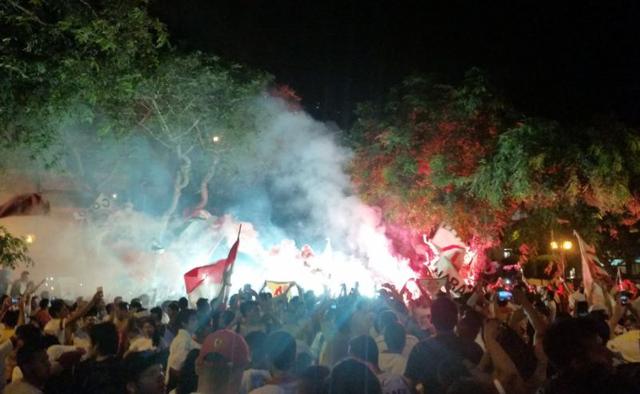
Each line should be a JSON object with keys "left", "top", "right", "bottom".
{"left": 184, "top": 226, "right": 241, "bottom": 299}
{"left": 574, "top": 230, "right": 612, "bottom": 308}
{"left": 0, "top": 193, "right": 50, "bottom": 218}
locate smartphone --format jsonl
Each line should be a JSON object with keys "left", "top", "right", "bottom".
{"left": 498, "top": 290, "right": 512, "bottom": 302}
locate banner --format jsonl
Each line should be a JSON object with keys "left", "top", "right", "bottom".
{"left": 424, "top": 225, "right": 474, "bottom": 294}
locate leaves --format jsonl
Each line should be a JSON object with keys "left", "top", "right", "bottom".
{"left": 0, "top": 226, "right": 33, "bottom": 269}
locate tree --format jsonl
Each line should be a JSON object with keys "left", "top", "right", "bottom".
{"left": 351, "top": 69, "right": 640, "bottom": 272}
{"left": 0, "top": 0, "right": 168, "bottom": 160}
{"left": 0, "top": 226, "right": 32, "bottom": 269}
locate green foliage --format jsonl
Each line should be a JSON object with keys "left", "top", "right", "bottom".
{"left": 351, "top": 70, "right": 640, "bottom": 263}
{"left": 0, "top": 0, "right": 168, "bottom": 155}
{"left": 0, "top": 226, "right": 33, "bottom": 269}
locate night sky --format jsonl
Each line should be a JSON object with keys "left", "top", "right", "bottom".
{"left": 151, "top": 0, "right": 640, "bottom": 128}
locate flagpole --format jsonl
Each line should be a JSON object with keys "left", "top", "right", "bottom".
{"left": 222, "top": 224, "right": 242, "bottom": 304}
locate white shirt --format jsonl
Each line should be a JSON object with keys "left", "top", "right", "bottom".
{"left": 43, "top": 318, "right": 66, "bottom": 344}
{"left": 375, "top": 334, "right": 418, "bottom": 358}
{"left": 250, "top": 381, "right": 298, "bottom": 394}
{"left": 128, "top": 336, "right": 155, "bottom": 353}
{"left": 378, "top": 352, "right": 407, "bottom": 375}
{"left": 166, "top": 329, "right": 200, "bottom": 383}
{"left": 378, "top": 371, "right": 410, "bottom": 394}
{"left": 4, "top": 380, "right": 43, "bottom": 394}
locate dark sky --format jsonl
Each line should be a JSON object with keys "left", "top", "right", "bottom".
{"left": 151, "top": 0, "right": 640, "bottom": 128}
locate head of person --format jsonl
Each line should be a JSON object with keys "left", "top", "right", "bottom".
{"left": 543, "top": 317, "right": 613, "bottom": 374}
{"left": 178, "top": 297, "right": 189, "bottom": 311}
{"left": 16, "top": 340, "right": 51, "bottom": 387}
{"left": 328, "top": 358, "right": 382, "bottom": 394}
{"left": 219, "top": 310, "right": 235, "bottom": 328}
{"left": 166, "top": 302, "right": 179, "bottom": 322}
{"left": 431, "top": 296, "right": 458, "bottom": 333}
{"left": 176, "top": 309, "right": 197, "bottom": 334}
{"left": 123, "top": 350, "right": 165, "bottom": 394}
{"left": 457, "top": 311, "right": 482, "bottom": 341}
{"left": 196, "top": 298, "right": 210, "bottom": 316}
{"left": 89, "top": 322, "right": 119, "bottom": 358}
{"left": 130, "top": 299, "right": 143, "bottom": 313}
{"left": 374, "top": 309, "right": 398, "bottom": 335}
{"left": 20, "top": 271, "right": 29, "bottom": 281}
{"left": 38, "top": 298, "right": 49, "bottom": 310}
{"left": 245, "top": 331, "right": 268, "bottom": 369}
{"left": 264, "top": 331, "right": 297, "bottom": 373}
{"left": 149, "top": 307, "right": 162, "bottom": 324}
{"left": 348, "top": 335, "right": 379, "bottom": 370}
{"left": 2, "top": 310, "right": 19, "bottom": 329}
{"left": 412, "top": 304, "right": 433, "bottom": 332}
{"left": 196, "top": 330, "right": 250, "bottom": 394}
{"left": 15, "top": 324, "right": 42, "bottom": 349}
{"left": 141, "top": 318, "right": 156, "bottom": 339}
{"left": 116, "top": 301, "right": 129, "bottom": 320}
{"left": 240, "top": 300, "right": 261, "bottom": 324}
{"left": 299, "top": 365, "right": 330, "bottom": 394}
{"left": 384, "top": 321, "right": 406, "bottom": 354}
{"left": 114, "top": 296, "right": 123, "bottom": 305}
{"left": 49, "top": 299, "right": 69, "bottom": 319}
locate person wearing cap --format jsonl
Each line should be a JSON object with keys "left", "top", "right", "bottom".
{"left": 123, "top": 350, "right": 166, "bottom": 394}
{"left": 196, "top": 329, "right": 250, "bottom": 394}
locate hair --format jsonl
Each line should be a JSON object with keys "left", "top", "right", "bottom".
{"left": 349, "top": 335, "right": 379, "bottom": 368}
{"left": 2, "top": 310, "right": 19, "bottom": 328}
{"left": 49, "top": 299, "right": 66, "bottom": 318}
{"left": 89, "top": 322, "right": 119, "bottom": 356}
{"left": 130, "top": 299, "right": 143, "bottom": 311}
{"left": 117, "top": 301, "right": 129, "bottom": 312}
{"left": 141, "top": 317, "right": 161, "bottom": 347}
{"left": 328, "top": 358, "right": 382, "bottom": 394}
{"left": 264, "top": 331, "right": 297, "bottom": 371}
{"left": 374, "top": 309, "right": 398, "bottom": 335}
{"left": 38, "top": 298, "right": 49, "bottom": 309}
{"left": 176, "top": 309, "right": 196, "bottom": 329}
{"left": 221, "top": 310, "right": 235, "bottom": 327}
{"left": 178, "top": 297, "right": 189, "bottom": 311}
{"left": 543, "top": 317, "right": 602, "bottom": 371}
{"left": 16, "top": 324, "right": 42, "bottom": 344}
{"left": 431, "top": 297, "right": 458, "bottom": 332}
{"left": 150, "top": 306, "right": 163, "bottom": 322}
{"left": 240, "top": 300, "right": 259, "bottom": 318}
{"left": 167, "top": 301, "right": 179, "bottom": 313}
{"left": 196, "top": 298, "right": 209, "bottom": 312}
{"left": 105, "top": 303, "right": 114, "bottom": 315}
{"left": 299, "top": 365, "right": 330, "bottom": 394}
{"left": 176, "top": 349, "right": 199, "bottom": 394}
{"left": 245, "top": 331, "right": 268, "bottom": 367}
{"left": 16, "top": 340, "right": 47, "bottom": 371}
{"left": 384, "top": 321, "right": 406, "bottom": 353}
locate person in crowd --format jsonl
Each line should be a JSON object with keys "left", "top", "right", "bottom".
{"left": 349, "top": 335, "right": 410, "bottom": 394}
{"left": 237, "top": 300, "right": 265, "bottom": 336}
{"left": 140, "top": 317, "right": 161, "bottom": 349}
{"left": 405, "top": 296, "right": 482, "bottom": 394}
{"left": 9, "top": 271, "right": 31, "bottom": 299}
{"left": 73, "top": 321, "right": 121, "bottom": 393}
{"left": 298, "top": 365, "right": 330, "bottom": 394}
{"left": 166, "top": 309, "right": 199, "bottom": 390}
{"left": 241, "top": 331, "right": 271, "bottom": 394}
{"left": 123, "top": 350, "right": 165, "bottom": 394}
{"left": 318, "top": 307, "right": 351, "bottom": 367}
{"left": 173, "top": 349, "right": 199, "bottom": 394}
{"left": 33, "top": 299, "right": 51, "bottom": 329}
{"left": 45, "top": 289, "right": 102, "bottom": 345}
{"left": 196, "top": 329, "right": 250, "bottom": 394}
{"left": 5, "top": 340, "right": 51, "bottom": 394}
{"left": 250, "top": 331, "right": 298, "bottom": 393}
{"left": 541, "top": 316, "right": 640, "bottom": 393}
{"left": 374, "top": 310, "right": 418, "bottom": 358}
{"left": 328, "top": 358, "right": 382, "bottom": 394}
{"left": 379, "top": 321, "right": 408, "bottom": 375}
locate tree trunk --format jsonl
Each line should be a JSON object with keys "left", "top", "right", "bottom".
{"left": 160, "top": 146, "right": 191, "bottom": 239}
{"left": 193, "top": 158, "right": 219, "bottom": 213}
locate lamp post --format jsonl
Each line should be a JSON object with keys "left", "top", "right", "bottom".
{"left": 550, "top": 239, "right": 573, "bottom": 277}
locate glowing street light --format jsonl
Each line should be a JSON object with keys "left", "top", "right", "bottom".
{"left": 550, "top": 241, "right": 559, "bottom": 250}
{"left": 212, "top": 135, "right": 221, "bottom": 143}
{"left": 25, "top": 234, "right": 35, "bottom": 244}
{"left": 562, "top": 240, "right": 573, "bottom": 250}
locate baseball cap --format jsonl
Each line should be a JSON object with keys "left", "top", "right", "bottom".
{"left": 198, "top": 329, "right": 250, "bottom": 367}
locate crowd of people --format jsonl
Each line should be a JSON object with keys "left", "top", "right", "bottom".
{"left": 0, "top": 269, "right": 638, "bottom": 394}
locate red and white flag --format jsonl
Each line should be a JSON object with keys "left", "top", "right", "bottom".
{"left": 184, "top": 226, "right": 241, "bottom": 300}
{"left": 0, "top": 193, "right": 50, "bottom": 218}
{"left": 574, "top": 230, "right": 612, "bottom": 308}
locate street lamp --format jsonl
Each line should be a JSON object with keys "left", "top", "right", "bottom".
{"left": 562, "top": 240, "right": 573, "bottom": 250}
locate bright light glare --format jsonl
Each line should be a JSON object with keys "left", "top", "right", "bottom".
{"left": 212, "top": 135, "right": 220, "bottom": 143}
{"left": 112, "top": 193, "right": 118, "bottom": 199}
{"left": 550, "top": 241, "right": 559, "bottom": 250}
{"left": 25, "top": 234, "right": 35, "bottom": 244}
{"left": 562, "top": 241, "right": 573, "bottom": 250}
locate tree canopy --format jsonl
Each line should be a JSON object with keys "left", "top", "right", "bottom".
{"left": 351, "top": 69, "right": 640, "bottom": 267}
